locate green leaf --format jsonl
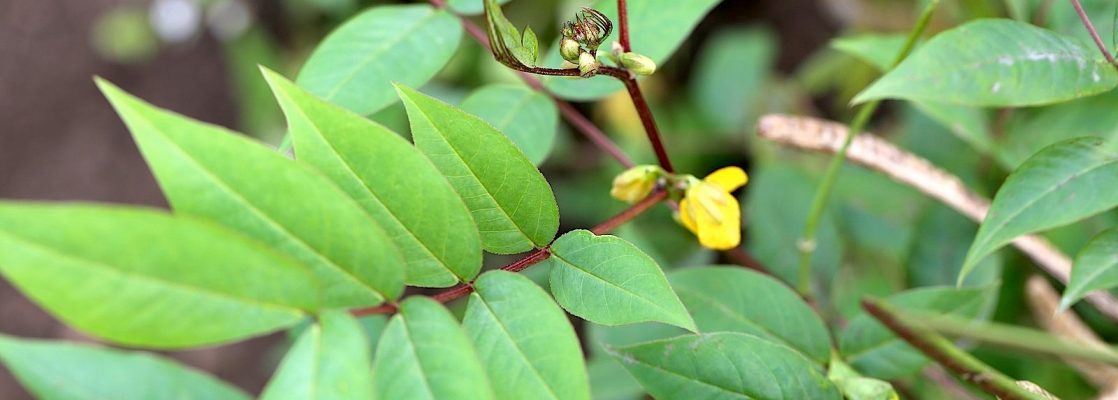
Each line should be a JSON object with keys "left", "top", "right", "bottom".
{"left": 996, "top": 90, "right": 1118, "bottom": 169}
{"left": 396, "top": 84, "right": 559, "bottom": 254}
{"left": 542, "top": 0, "right": 723, "bottom": 100}
{"left": 839, "top": 286, "right": 996, "bottom": 380}
{"left": 459, "top": 84, "right": 558, "bottom": 165}
{"left": 0, "top": 203, "right": 314, "bottom": 348}
{"left": 831, "top": 33, "right": 907, "bottom": 71}
{"left": 669, "top": 267, "right": 832, "bottom": 364}
{"left": 587, "top": 357, "right": 644, "bottom": 400}
{"left": 97, "top": 78, "right": 404, "bottom": 307}
{"left": 0, "top": 335, "right": 250, "bottom": 400}
{"left": 518, "top": 26, "right": 539, "bottom": 66}
{"left": 373, "top": 297, "right": 495, "bottom": 400}
{"left": 263, "top": 68, "right": 481, "bottom": 287}
{"left": 853, "top": 19, "right": 1118, "bottom": 107}
{"left": 260, "top": 311, "right": 373, "bottom": 400}
{"left": 691, "top": 27, "right": 776, "bottom": 133}
{"left": 448, "top": 0, "right": 511, "bottom": 15}
{"left": 1061, "top": 227, "right": 1118, "bottom": 308}
{"left": 547, "top": 230, "right": 696, "bottom": 331}
{"left": 962, "top": 137, "right": 1118, "bottom": 282}
{"left": 608, "top": 332, "right": 841, "bottom": 399}
{"left": 295, "top": 5, "right": 462, "bottom": 115}
{"left": 463, "top": 271, "right": 590, "bottom": 400}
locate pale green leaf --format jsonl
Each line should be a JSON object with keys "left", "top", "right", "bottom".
{"left": 373, "top": 297, "right": 494, "bottom": 400}
{"left": 588, "top": 357, "right": 643, "bottom": 400}
{"left": 669, "top": 266, "right": 831, "bottom": 364}
{"left": 962, "top": 137, "right": 1118, "bottom": 282}
{"left": 519, "top": 26, "right": 538, "bottom": 66}
{"left": 608, "top": 332, "right": 841, "bottom": 399}
{"left": 261, "top": 311, "right": 373, "bottom": 400}
{"left": 839, "top": 286, "right": 996, "bottom": 380}
{"left": 691, "top": 27, "right": 776, "bottom": 133}
{"left": 459, "top": 84, "right": 558, "bottom": 165}
{"left": 547, "top": 230, "right": 696, "bottom": 331}
{"left": 831, "top": 34, "right": 907, "bottom": 71}
{"left": 1061, "top": 227, "right": 1118, "bottom": 308}
{"left": 906, "top": 204, "right": 1002, "bottom": 288}
{"left": 396, "top": 84, "right": 559, "bottom": 254}
{"left": 263, "top": 68, "right": 481, "bottom": 287}
{"left": 97, "top": 78, "right": 404, "bottom": 307}
{"left": 854, "top": 19, "right": 1118, "bottom": 106}
{"left": 0, "top": 203, "right": 314, "bottom": 348}
{"left": 543, "top": 0, "right": 723, "bottom": 100}
{"left": 463, "top": 271, "right": 590, "bottom": 400}
{"left": 996, "top": 90, "right": 1118, "bottom": 169}
{"left": 296, "top": 5, "right": 462, "bottom": 115}
{"left": 448, "top": 0, "right": 511, "bottom": 15}
{"left": 0, "top": 335, "right": 249, "bottom": 400}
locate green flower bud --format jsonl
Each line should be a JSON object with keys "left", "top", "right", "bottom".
{"left": 560, "top": 38, "right": 582, "bottom": 63}
{"left": 620, "top": 52, "right": 656, "bottom": 75}
{"left": 610, "top": 165, "right": 664, "bottom": 203}
{"left": 578, "top": 52, "right": 599, "bottom": 77}
{"left": 561, "top": 8, "right": 612, "bottom": 53}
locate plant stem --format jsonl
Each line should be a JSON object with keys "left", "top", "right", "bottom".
{"left": 794, "top": 0, "right": 938, "bottom": 295}
{"left": 350, "top": 192, "right": 666, "bottom": 316}
{"left": 905, "top": 309, "right": 1118, "bottom": 366}
{"left": 599, "top": 66, "right": 675, "bottom": 173}
{"left": 861, "top": 298, "right": 1050, "bottom": 400}
{"left": 617, "top": 0, "right": 631, "bottom": 52}
{"left": 442, "top": 0, "right": 635, "bottom": 168}
{"left": 1069, "top": 0, "right": 1117, "bottom": 65}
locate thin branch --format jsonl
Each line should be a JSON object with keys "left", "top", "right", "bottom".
{"left": 445, "top": 0, "right": 634, "bottom": 168}
{"left": 598, "top": 66, "right": 675, "bottom": 172}
{"left": 617, "top": 0, "right": 631, "bottom": 52}
{"left": 350, "top": 192, "right": 667, "bottom": 317}
{"left": 861, "top": 298, "right": 1050, "bottom": 400}
{"left": 756, "top": 114, "right": 1118, "bottom": 322}
{"left": 1025, "top": 275, "right": 1118, "bottom": 389}
{"left": 794, "top": 0, "right": 939, "bottom": 296}
{"left": 1069, "top": 0, "right": 1117, "bottom": 65}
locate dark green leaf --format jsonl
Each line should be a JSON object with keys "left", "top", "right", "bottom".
{"left": 548, "top": 230, "right": 696, "bottom": 331}
{"left": 543, "top": 0, "right": 723, "bottom": 100}
{"left": 996, "top": 90, "right": 1118, "bottom": 169}
{"left": 962, "top": 137, "right": 1118, "bottom": 281}
{"left": 396, "top": 84, "right": 559, "bottom": 254}
{"left": 264, "top": 68, "right": 481, "bottom": 287}
{"left": 0, "top": 335, "right": 249, "bottom": 400}
{"left": 839, "top": 286, "right": 996, "bottom": 380}
{"left": 0, "top": 203, "right": 314, "bottom": 348}
{"left": 373, "top": 297, "right": 495, "bottom": 400}
{"left": 97, "top": 78, "right": 404, "bottom": 307}
{"left": 463, "top": 271, "right": 590, "bottom": 400}
{"left": 669, "top": 266, "right": 831, "bottom": 364}
{"left": 296, "top": 5, "right": 462, "bottom": 115}
{"left": 1062, "top": 227, "right": 1118, "bottom": 308}
{"left": 459, "top": 84, "right": 558, "bottom": 165}
{"left": 260, "top": 311, "right": 374, "bottom": 400}
{"left": 854, "top": 19, "right": 1118, "bottom": 106}
{"left": 906, "top": 204, "right": 1002, "bottom": 288}
{"left": 608, "top": 333, "right": 841, "bottom": 399}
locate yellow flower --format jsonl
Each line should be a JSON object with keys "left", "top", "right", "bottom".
{"left": 678, "top": 166, "right": 748, "bottom": 250}
{"left": 610, "top": 165, "right": 663, "bottom": 203}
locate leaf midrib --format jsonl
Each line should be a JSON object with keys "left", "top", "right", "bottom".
{"left": 324, "top": 9, "right": 442, "bottom": 100}
{"left": 278, "top": 88, "right": 464, "bottom": 283}
{"left": 129, "top": 108, "right": 385, "bottom": 302}
{"left": 550, "top": 250, "right": 683, "bottom": 323}
{"left": 475, "top": 298, "right": 564, "bottom": 400}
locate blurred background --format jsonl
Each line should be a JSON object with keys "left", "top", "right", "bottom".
{"left": 2, "top": 0, "right": 1117, "bottom": 398}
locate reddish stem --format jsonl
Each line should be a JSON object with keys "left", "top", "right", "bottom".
{"left": 350, "top": 194, "right": 666, "bottom": 317}
{"left": 599, "top": 67, "right": 674, "bottom": 172}
{"left": 1069, "top": 0, "right": 1117, "bottom": 65}
{"left": 592, "top": 190, "right": 666, "bottom": 234}
{"left": 617, "top": 0, "right": 631, "bottom": 51}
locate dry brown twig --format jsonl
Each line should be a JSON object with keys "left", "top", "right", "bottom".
{"left": 756, "top": 114, "right": 1118, "bottom": 322}
{"left": 1025, "top": 275, "right": 1118, "bottom": 394}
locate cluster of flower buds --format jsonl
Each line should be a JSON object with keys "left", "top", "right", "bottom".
{"left": 558, "top": 8, "right": 656, "bottom": 78}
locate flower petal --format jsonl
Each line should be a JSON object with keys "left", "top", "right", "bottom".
{"left": 692, "top": 189, "right": 741, "bottom": 250}
{"left": 678, "top": 197, "right": 698, "bottom": 234}
{"left": 703, "top": 166, "right": 748, "bottom": 193}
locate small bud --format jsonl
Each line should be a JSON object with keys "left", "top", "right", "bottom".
{"left": 560, "top": 38, "right": 582, "bottom": 63}
{"left": 610, "top": 165, "right": 664, "bottom": 203}
{"left": 578, "top": 52, "right": 599, "bottom": 77}
{"left": 620, "top": 52, "right": 656, "bottom": 75}
{"left": 561, "top": 8, "right": 612, "bottom": 53}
